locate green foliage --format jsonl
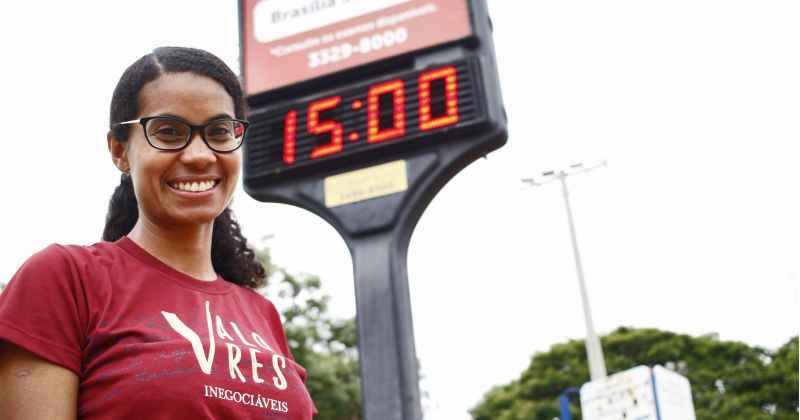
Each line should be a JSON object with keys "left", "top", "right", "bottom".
{"left": 471, "top": 328, "right": 798, "bottom": 420}
{"left": 254, "top": 244, "right": 361, "bottom": 420}
{"left": 764, "top": 337, "right": 799, "bottom": 416}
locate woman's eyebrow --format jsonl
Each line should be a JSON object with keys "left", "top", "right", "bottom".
{"left": 152, "top": 113, "right": 189, "bottom": 122}
{"left": 153, "top": 113, "right": 234, "bottom": 123}
{"left": 205, "top": 113, "right": 234, "bottom": 123}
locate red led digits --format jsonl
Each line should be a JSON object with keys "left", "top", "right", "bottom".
{"left": 367, "top": 79, "right": 406, "bottom": 143}
{"left": 308, "top": 96, "right": 344, "bottom": 159}
{"left": 278, "top": 63, "right": 469, "bottom": 168}
{"left": 419, "top": 66, "right": 459, "bottom": 131}
{"left": 282, "top": 110, "right": 297, "bottom": 165}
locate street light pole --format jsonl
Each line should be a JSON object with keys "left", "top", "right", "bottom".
{"left": 523, "top": 161, "right": 607, "bottom": 381}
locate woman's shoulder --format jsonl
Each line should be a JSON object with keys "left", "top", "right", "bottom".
{"left": 26, "top": 239, "right": 119, "bottom": 260}
{"left": 52, "top": 240, "right": 122, "bottom": 261}
{"left": 233, "top": 285, "right": 279, "bottom": 310}
{"left": 19, "top": 241, "right": 112, "bottom": 269}
{"left": 12, "top": 241, "right": 125, "bottom": 289}
{"left": 229, "top": 286, "right": 294, "bottom": 355}
{"left": 231, "top": 285, "right": 284, "bottom": 322}
{"left": 0, "top": 241, "right": 124, "bottom": 376}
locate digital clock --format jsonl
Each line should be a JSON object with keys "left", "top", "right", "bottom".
{"left": 245, "top": 59, "right": 485, "bottom": 184}
{"left": 240, "top": 1, "right": 506, "bottom": 419}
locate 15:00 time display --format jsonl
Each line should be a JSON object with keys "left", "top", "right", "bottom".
{"left": 245, "top": 59, "right": 485, "bottom": 180}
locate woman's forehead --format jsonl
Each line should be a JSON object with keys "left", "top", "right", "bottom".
{"left": 137, "top": 72, "right": 235, "bottom": 122}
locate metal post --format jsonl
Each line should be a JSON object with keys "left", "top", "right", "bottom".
{"left": 522, "top": 161, "right": 608, "bottom": 381}
{"left": 350, "top": 232, "right": 422, "bottom": 420}
{"left": 558, "top": 173, "right": 607, "bottom": 381}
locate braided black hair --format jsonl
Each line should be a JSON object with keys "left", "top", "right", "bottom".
{"left": 103, "top": 46, "right": 266, "bottom": 289}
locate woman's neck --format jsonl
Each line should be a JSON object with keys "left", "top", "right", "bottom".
{"left": 127, "top": 218, "right": 217, "bottom": 282}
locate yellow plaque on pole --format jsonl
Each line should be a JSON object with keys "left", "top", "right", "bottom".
{"left": 324, "top": 160, "right": 408, "bottom": 208}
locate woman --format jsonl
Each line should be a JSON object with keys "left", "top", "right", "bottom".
{"left": 0, "top": 47, "right": 315, "bottom": 419}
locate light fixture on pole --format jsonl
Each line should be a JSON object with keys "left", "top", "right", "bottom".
{"left": 522, "top": 160, "right": 608, "bottom": 381}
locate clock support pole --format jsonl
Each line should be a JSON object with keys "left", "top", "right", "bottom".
{"left": 349, "top": 231, "right": 422, "bottom": 420}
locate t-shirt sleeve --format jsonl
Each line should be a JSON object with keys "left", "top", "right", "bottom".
{"left": 0, "top": 244, "right": 89, "bottom": 375}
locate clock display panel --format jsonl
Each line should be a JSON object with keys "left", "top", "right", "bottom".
{"left": 245, "top": 58, "right": 486, "bottom": 182}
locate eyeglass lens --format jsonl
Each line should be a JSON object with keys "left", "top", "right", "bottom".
{"left": 145, "top": 118, "right": 245, "bottom": 151}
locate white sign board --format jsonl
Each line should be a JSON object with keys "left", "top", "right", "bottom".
{"left": 241, "top": 0, "right": 473, "bottom": 94}
{"left": 580, "top": 365, "right": 696, "bottom": 420}
{"left": 580, "top": 365, "right": 658, "bottom": 420}
{"left": 653, "top": 366, "right": 696, "bottom": 420}
{"left": 253, "top": 0, "right": 412, "bottom": 43}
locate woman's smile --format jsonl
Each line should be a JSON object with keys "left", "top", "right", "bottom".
{"left": 167, "top": 178, "right": 222, "bottom": 194}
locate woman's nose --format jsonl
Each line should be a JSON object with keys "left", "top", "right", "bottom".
{"left": 179, "top": 132, "right": 217, "bottom": 167}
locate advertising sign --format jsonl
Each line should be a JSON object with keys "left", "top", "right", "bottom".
{"left": 241, "top": 0, "right": 473, "bottom": 94}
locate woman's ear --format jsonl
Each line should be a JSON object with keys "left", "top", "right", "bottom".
{"left": 107, "top": 133, "right": 130, "bottom": 173}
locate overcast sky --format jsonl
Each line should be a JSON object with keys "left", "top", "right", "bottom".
{"left": 0, "top": 1, "right": 797, "bottom": 419}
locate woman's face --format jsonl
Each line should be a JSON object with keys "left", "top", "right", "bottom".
{"left": 113, "top": 72, "right": 240, "bottom": 229}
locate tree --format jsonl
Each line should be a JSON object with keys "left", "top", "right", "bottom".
{"left": 470, "top": 327, "right": 798, "bottom": 420}
{"left": 254, "top": 244, "right": 361, "bottom": 420}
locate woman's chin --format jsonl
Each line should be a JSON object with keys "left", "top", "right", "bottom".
{"left": 166, "top": 208, "right": 224, "bottom": 228}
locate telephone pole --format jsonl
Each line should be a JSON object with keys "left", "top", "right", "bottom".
{"left": 522, "top": 161, "right": 608, "bottom": 380}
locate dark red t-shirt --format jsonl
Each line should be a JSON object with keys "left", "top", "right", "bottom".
{"left": 0, "top": 237, "right": 315, "bottom": 419}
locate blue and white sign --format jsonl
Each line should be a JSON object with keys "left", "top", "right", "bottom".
{"left": 580, "top": 365, "right": 696, "bottom": 420}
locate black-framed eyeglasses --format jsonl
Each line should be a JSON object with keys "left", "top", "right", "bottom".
{"left": 113, "top": 116, "right": 249, "bottom": 153}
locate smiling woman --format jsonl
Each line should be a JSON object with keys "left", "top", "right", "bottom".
{"left": 0, "top": 47, "right": 315, "bottom": 419}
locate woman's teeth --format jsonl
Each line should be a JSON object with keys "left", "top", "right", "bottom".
{"left": 171, "top": 180, "right": 216, "bottom": 192}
